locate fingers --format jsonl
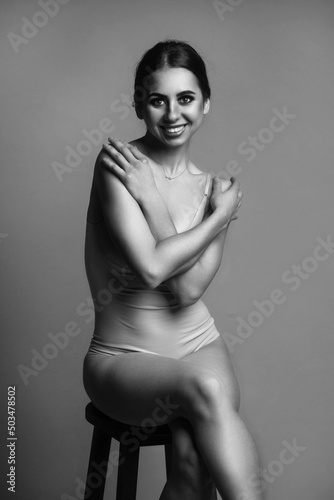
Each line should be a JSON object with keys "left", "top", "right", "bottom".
{"left": 108, "top": 137, "right": 148, "bottom": 164}
{"left": 102, "top": 142, "right": 130, "bottom": 171}
{"left": 212, "top": 176, "right": 243, "bottom": 223}
{"left": 229, "top": 176, "right": 240, "bottom": 192}
{"left": 213, "top": 176, "right": 238, "bottom": 187}
{"left": 100, "top": 152, "right": 127, "bottom": 180}
{"left": 227, "top": 177, "right": 243, "bottom": 201}
{"left": 221, "top": 178, "right": 232, "bottom": 190}
{"left": 213, "top": 177, "right": 232, "bottom": 193}
{"left": 212, "top": 177, "right": 224, "bottom": 190}
{"left": 213, "top": 176, "right": 242, "bottom": 198}
{"left": 126, "top": 143, "right": 149, "bottom": 163}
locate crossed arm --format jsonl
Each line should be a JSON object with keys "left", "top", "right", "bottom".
{"left": 140, "top": 191, "right": 230, "bottom": 306}
{"left": 96, "top": 138, "right": 242, "bottom": 306}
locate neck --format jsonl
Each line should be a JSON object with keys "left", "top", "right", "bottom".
{"left": 141, "top": 131, "right": 190, "bottom": 176}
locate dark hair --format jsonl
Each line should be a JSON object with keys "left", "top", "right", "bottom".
{"left": 133, "top": 40, "right": 211, "bottom": 114}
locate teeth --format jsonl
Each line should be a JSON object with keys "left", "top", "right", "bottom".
{"left": 164, "top": 125, "right": 185, "bottom": 133}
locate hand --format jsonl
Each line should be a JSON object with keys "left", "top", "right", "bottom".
{"left": 210, "top": 177, "right": 243, "bottom": 227}
{"left": 100, "top": 137, "right": 157, "bottom": 204}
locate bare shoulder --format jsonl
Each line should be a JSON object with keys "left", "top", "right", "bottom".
{"left": 93, "top": 148, "right": 126, "bottom": 191}
{"left": 187, "top": 161, "right": 207, "bottom": 176}
{"left": 94, "top": 148, "right": 111, "bottom": 175}
{"left": 187, "top": 162, "right": 212, "bottom": 193}
{"left": 128, "top": 138, "right": 144, "bottom": 150}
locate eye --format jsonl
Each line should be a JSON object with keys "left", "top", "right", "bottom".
{"left": 150, "top": 98, "right": 165, "bottom": 107}
{"left": 179, "top": 95, "right": 194, "bottom": 105}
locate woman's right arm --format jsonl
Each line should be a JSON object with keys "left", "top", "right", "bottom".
{"left": 96, "top": 151, "right": 229, "bottom": 289}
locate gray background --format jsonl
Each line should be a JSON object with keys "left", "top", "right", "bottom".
{"left": 1, "top": 0, "right": 334, "bottom": 498}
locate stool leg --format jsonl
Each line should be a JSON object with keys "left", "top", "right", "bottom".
{"left": 116, "top": 442, "right": 140, "bottom": 500}
{"left": 85, "top": 426, "right": 112, "bottom": 500}
{"left": 164, "top": 444, "right": 173, "bottom": 479}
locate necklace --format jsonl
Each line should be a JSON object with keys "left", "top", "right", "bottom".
{"left": 161, "top": 163, "right": 188, "bottom": 180}
{"left": 139, "top": 142, "right": 189, "bottom": 180}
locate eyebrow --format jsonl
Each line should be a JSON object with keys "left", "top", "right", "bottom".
{"left": 147, "top": 90, "right": 196, "bottom": 98}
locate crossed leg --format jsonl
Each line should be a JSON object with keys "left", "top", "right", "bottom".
{"left": 83, "top": 335, "right": 263, "bottom": 500}
{"left": 160, "top": 418, "right": 216, "bottom": 500}
{"left": 160, "top": 335, "right": 240, "bottom": 499}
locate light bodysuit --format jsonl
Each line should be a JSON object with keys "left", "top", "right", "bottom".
{"left": 85, "top": 173, "right": 221, "bottom": 360}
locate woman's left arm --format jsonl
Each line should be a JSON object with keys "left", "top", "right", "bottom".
{"left": 141, "top": 195, "right": 230, "bottom": 306}
{"left": 166, "top": 219, "right": 229, "bottom": 306}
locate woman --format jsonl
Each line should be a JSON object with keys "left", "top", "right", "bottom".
{"left": 83, "top": 40, "right": 263, "bottom": 500}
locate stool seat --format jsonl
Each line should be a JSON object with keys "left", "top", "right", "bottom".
{"left": 85, "top": 401, "right": 172, "bottom": 447}
{"left": 84, "top": 402, "right": 172, "bottom": 500}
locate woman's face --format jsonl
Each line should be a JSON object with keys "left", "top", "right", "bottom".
{"left": 139, "top": 67, "right": 210, "bottom": 148}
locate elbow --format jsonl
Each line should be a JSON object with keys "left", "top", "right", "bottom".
{"left": 178, "top": 296, "right": 198, "bottom": 307}
{"left": 176, "top": 287, "right": 201, "bottom": 307}
{"left": 139, "top": 265, "right": 162, "bottom": 290}
{"left": 142, "top": 273, "right": 200, "bottom": 305}
{"left": 140, "top": 273, "right": 159, "bottom": 290}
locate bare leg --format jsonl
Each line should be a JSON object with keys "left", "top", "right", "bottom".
{"left": 160, "top": 418, "right": 216, "bottom": 500}
{"left": 159, "top": 336, "right": 262, "bottom": 500}
{"left": 180, "top": 335, "right": 262, "bottom": 500}
{"left": 83, "top": 336, "right": 263, "bottom": 500}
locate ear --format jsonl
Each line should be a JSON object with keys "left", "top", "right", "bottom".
{"left": 203, "top": 98, "right": 210, "bottom": 115}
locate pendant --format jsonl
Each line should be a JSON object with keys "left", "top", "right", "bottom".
{"left": 162, "top": 165, "right": 188, "bottom": 180}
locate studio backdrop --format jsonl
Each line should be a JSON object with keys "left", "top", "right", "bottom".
{"left": 1, "top": 0, "right": 334, "bottom": 499}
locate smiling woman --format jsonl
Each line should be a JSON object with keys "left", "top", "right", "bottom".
{"left": 83, "top": 40, "right": 263, "bottom": 500}
{"left": 136, "top": 67, "right": 210, "bottom": 152}
{"left": 133, "top": 40, "right": 211, "bottom": 159}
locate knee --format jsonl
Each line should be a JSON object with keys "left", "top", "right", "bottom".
{"left": 182, "top": 369, "right": 236, "bottom": 420}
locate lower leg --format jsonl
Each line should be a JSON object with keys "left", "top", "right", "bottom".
{"left": 160, "top": 418, "right": 217, "bottom": 500}
{"left": 159, "top": 469, "right": 215, "bottom": 500}
{"left": 190, "top": 402, "right": 263, "bottom": 500}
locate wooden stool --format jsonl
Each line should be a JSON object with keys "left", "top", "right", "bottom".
{"left": 84, "top": 402, "right": 173, "bottom": 500}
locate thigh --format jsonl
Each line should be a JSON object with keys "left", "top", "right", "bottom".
{"left": 83, "top": 335, "right": 239, "bottom": 427}
{"left": 83, "top": 351, "right": 203, "bottom": 425}
{"left": 181, "top": 335, "right": 241, "bottom": 411}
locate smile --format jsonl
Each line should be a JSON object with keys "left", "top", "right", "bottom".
{"left": 160, "top": 125, "right": 187, "bottom": 136}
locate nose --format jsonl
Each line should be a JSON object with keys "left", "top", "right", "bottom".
{"left": 164, "top": 100, "right": 181, "bottom": 123}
